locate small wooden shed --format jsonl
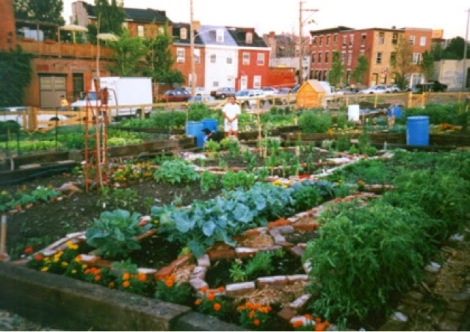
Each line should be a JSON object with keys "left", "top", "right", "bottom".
{"left": 296, "top": 79, "right": 326, "bottom": 109}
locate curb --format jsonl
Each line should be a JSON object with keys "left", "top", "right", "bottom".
{"left": 0, "top": 263, "right": 244, "bottom": 331}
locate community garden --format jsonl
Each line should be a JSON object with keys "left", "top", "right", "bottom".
{"left": 1, "top": 100, "right": 470, "bottom": 330}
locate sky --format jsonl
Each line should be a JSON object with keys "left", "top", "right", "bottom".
{"left": 63, "top": 0, "right": 469, "bottom": 40}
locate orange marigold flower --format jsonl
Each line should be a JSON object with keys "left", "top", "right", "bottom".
{"left": 165, "top": 279, "right": 174, "bottom": 288}
{"left": 34, "top": 254, "right": 43, "bottom": 261}
{"left": 324, "top": 321, "right": 331, "bottom": 327}
{"left": 292, "top": 320, "right": 304, "bottom": 328}
{"left": 304, "top": 314, "right": 313, "bottom": 320}
{"left": 139, "top": 272, "right": 147, "bottom": 282}
{"left": 195, "top": 299, "right": 202, "bottom": 306}
{"left": 315, "top": 317, "right": 322, "bottom": 323}
{"left": 217, "top": 286, "right": 224, "bottom": 292}
{"left": 253, "top": 303, "right": 261, "bottom": 309}
{"left": 24, "top": 247, "right": 33, "bottom": 254}
{"left": 122, "top": 281, "right": 130, "bottom": 288}
{"left": 200, "top": 286, "right": 208, "bottom": 293}
{"left": 249, "top": 310, "right": 255, "bottom": 319}
{"left": 315, "top": 323, "right": 326, "bottom": 331}
{"left": 94, "top": 275, "right": 101, "bottom": 282}
{"left": 206, "top": 293, "right": 214, "bottom": 301}
{"left": 122, "top": 272, "right": 130, "bottom": 280}
{"left": 253, "top": 319, "right": 260, "bottom": 326}
{"left": 213, "top": 303, "right": 221, "bottom": 311}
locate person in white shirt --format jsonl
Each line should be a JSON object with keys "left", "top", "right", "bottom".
{"left": 221, "top": 96, "right": 241, "bottom": 138}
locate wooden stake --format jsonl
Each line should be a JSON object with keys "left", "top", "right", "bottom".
{"left": 0, "top": 215, "right": 6, "bottom": 257}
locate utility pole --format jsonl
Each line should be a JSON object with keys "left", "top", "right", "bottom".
{"left": 298, "top": 1, "right": 318, "bottom": 85}
{"left": 462, "top": 8, "right": 470, "bottom": 91}
{"left": 190, "top": 0, "right": 196, "bottom": 96}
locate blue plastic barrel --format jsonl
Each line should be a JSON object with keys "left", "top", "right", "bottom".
{"left": 202, "top": 118, "right": 218, "bottom": 132}
{"left": 186, "top": 121, "right": 204, "bottom": 147}
{"left": 406, "top": 116, "right": 429, "bottom": 146}
{"left": 387, "top": 106, "right": 402, "bottom": 118}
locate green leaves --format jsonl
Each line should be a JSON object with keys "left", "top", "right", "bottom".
{"left": 154, "top": 160, "right": 199, "bottom": 185}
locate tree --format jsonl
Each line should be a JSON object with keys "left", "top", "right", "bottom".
{"left": 143, "top": 23, "right": 184, "bottom": 96}
{"left": 392, "top": 35, "right": 414, "bottom": 90}
{"left": 351, "top": 55, "right": 369, "bottom": 87}
{"left": 441, "top": 37, "right": 470, "bottom": 60}
{"left": 87, "top": 0, "right": 126, "bottom": 44}
{"left": 0, "top": 47, "right": 33, "bottom": 107}
{"left": 14, "top": 0, "right": 65, "bottom": 39}
{"left": 106, "top": 29, "right": 147, "bottom": 76}
{"left": 419, "top": 50, "right": 435, "bottom": 82}
{"left": 328, "top": 51, "right": 345, "bottom": 87}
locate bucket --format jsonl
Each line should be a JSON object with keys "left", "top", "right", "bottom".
{"left": 348, "top": 104, "right": 360, "bottom": 121}
{"left": 202, "top": 118, "right": 218, "bottom": 132}
{"left": 406, "top": 116, "right": 429, "bottom": 146}
{"left": 186, "top": 121, "right": 204, "bottom": 148}
{"left": 387, "top": 106, "right": 402, "bottom": 118}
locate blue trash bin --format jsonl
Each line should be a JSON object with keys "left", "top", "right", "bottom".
{"left": 387, "top": 106, "right": 402, "bottom": 119}
{"left": 406, "top": 116, "right": 429, "bottom": 146}
{"left": 202, "top": 118, "right": 218, "bottom": 132}
{"left": 394, "top": 106, "right": 402, "bottom": 118}
{"left": 186, "top": 121, "right": 204, "bottom": 148}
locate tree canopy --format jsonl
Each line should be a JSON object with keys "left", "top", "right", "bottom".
{"left": 351, "top": 55, "right": 369, "bottom": 87}
{"left": 0, "top": 47, "right": 33, "bottom": 107}
{"left": 328, "top": 51, "right": 345, "bottom": 87}
{"left": 14, "top": 0, "right": 65, "bottom": 26}
{"left": 392, "top": 35, "right": 414, "bottom": 90}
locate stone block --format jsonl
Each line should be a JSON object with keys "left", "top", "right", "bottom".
{"left": 277, "top": 307, "right": 297, "bottom": 322}
{"left": 225, "top": 282, "right": 256, "bottom": 297}
{"left": 235, "top": 247, "right": 259, "bottom": 258}
{"left": 171, "top": 253, "right": 193, "bottom": 268}
{"left": 208, "top": 249, "right": 235, "bottom": 261}
{"left": 189, "top": 278, "right": 208, "bottom": 291}
{"left": 257, "top": 276, "right": 288, "bottom": 289}
{"left": 191, "top": 266, "right": 206, "bottom": 280}
{"left": 154, "top": 266, "right": 175, "bottom": 280}
{"left": 287, "top": 274, "right": 309, "bottom": 283}
{"left": 277, "top": 226, "right": 295, "bottom": 234}
{"left": 78, "top": 254, "right": 100, "bottom": 265}
{"left": 134, "top": 228, "right": 158, "bottom": 241}
{"left": 197, "top": 254, "right": 211, "bottom": 268}
{"left": 289, "top": 294, "right": 311, "bottom": 310}
{"left": 288, "top": 245, "right": 305, "bottom": 258}
{"left": 278, "top": 241, "right": 294, "bottom": 248}
{"left": 292, "top": 223, "right": 319, "bottom": 232}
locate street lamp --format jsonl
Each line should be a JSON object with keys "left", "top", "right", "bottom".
{"left": 190, "top": 0, "right": 196, "bottom": 96}
{"left": 298, "top": 1, "right": 318, "bottom": 85}
{"left": 462, "top": 8, "right": 470, "bottom": 91}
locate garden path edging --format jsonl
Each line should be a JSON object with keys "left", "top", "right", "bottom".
{"left": 0, "top": 262, "right": 244, "bottom": 331}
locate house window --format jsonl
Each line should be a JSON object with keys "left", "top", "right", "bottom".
{"left": 243, "top": 52, "right": 250, "bottom": 65}
{"left": 158, "top": 26, "right": 165, "bottom": 35}
{"left": 194, "top": 49, "right": 200, "bottom": 64}
{"left": 318, "top": 52, "right": 322, "bottom": 63}
{"left": 409, "top": 35, "right": 415, "bottom": 45}
{"left": 216, "top": 29, "right": 224, "bottom": 43}
{"left": 326, "top": 35, "right": 330, "bottom": 46}
{"left": 412, "top": 53, "right": 421, "bottom": 64}
{"left": 390, "top": 52, "right": 396, "bottom": 65}
{"left": 420, "top": 36, "right": 426, "bottom": 46}
{"left": 361, "top": 34, "right": 366, "bottom": 46}
{"left": 227, "top": 56, "right": 232, "bottom": 64}
{"left": 392, "top": 33, "right": 398, "bottom": 44}
{"left": 378, "top": 32, "right": 385, "bottom": 44}
{"left": 210, "top": 54, "right": 216, "bottom": 63}
{"left": 176, "top": 48, "right": 185, "bottom": 63}
{"left": 246, "top": 32, "right": 253, "bottom": 44}
{"left": 257, "top": 53, "right": 265, "bottom": 65}
{"left": 253, "top": 75, "right": 261, "bottom": 88}
{"left": 347, "top": 51, "right": 352, "bottom": 66}
{"left": 122, "top": 22, "right": 128, "bottom": 30}
{"left": 180, "top": 27, "right": 188, "bottom": 40}
{"left": 319, "top": 36, "right": 323, "bottom": 46}
{"left": 342, "top": 35, "right": 347, "bottom": 47}
{"left": 325, "top": 52, "right": 329, "bottom": 63}
{"left": 360, "top": 49, "right": 365, "bottom": 56}
{"left": 312, "top": 36, "right": 317, "bottom": 46}
{"left": 349, "top": 35, "right": 354, "bottom": 46}
{"left": 333, "top": 34, "right": 337, "bottom": 45}
{"left": 311, "top": 53, "right": 315, "bottom": 63}
{"left": 341, "top": 51, "right": 346, "bottom": 62}
{"left": 376, "top": 52, "right": 382, "bottom": 64}
{"left": 137, "top": 25, "right": 145, "bottom": 37}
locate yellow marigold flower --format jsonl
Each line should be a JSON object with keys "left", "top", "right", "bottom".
{"left": 82, "top": 264, "right": 87, "bottom": 269}
{"left": 44, "top": 257, "right": 50, "bottom": 263}
{"left": 61, "top": 261, "right": 68, "bottom": 267}
{"left": 41, "top": 267, "right": 49, "bottom": 272}
{"left": 71, "top": 269, "right": 77, "bottom": 274}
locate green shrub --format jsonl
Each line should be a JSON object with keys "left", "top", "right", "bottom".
{"left": 188, "top": 103, "right": 212, "bottom": 121}
{"left": 154, "top": 160, "right": 199, "bottom": 184}
{"left": 221, "top": 170, "right": 255, "bottom": 191}
{"left": 298, "top": 111, "right": 332, "bottom": 134}
{"left": 292, "top": 185, "right": 322, "bottom": 212}
{"left": 200, "top": 170, "right": 219, "bottom": 193}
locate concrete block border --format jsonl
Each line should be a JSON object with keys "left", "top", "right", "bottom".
{"left": 0, "top": 263, "right": 244, "bottom": 331}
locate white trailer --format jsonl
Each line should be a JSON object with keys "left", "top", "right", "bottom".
{"left": 71, "top": 77, "right": 153, "bottom": 118}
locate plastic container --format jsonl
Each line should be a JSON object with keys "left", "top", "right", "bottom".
{"left": 348, "top": 104, "right": 360, "bottom": 121}
{"left": 406, "top": 116, "right": 429, "bottom": 146}
{"left": 387, "top": 106, "right": 402, "bottom": 118}
{"left": 202, "top": 118, "right": 218, "bottom": 132}
{"left": 186, "top": 121, "right": 204, "bottom": 148}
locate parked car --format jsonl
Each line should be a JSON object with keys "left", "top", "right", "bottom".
{"left": 262, "top": 87, "right": 279, "bottom": 96}
{"left": 386, "top": 84, "right": 401, "bottom": 93}
{"left": 276, "top": 87, "right": 291, "bottom": 95}
{"left": 235, "top": 89, "right": 267, "bottom": 108}
{"left": 211, "top": 87, "right": 236, "bottom": 100}
{"left": 291, "top": 85, "right": 300, "bottom": 93}
{"left": 0, "top": 106, "right": 68, "bottom": 130}
{"left": 181, "top": 86, "right": 209, "bottom": 96}
{"left": 414, "top": 81, "right": 448, "bottom": 93}
{"left": 159, "top": 88, "right": 191, "bottom": 102}
{"left": 332, "top": 87, "right": 358, "bottom": 95}
{"left": 358, "top": 85, "right": 388, "bottom": 94}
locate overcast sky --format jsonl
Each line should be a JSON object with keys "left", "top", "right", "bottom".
{"left": 63, "top": 0, "right": 469, "bottom": 40}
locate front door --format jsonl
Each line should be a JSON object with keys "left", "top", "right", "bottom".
{"left": 240, "top": 75, "right": 247, "bottom": 90}
{"left": 39, "top": 75, "right": 67, "bottom": 109}
{"left": 72, "top": 73, "right": 84, "bottom": 101}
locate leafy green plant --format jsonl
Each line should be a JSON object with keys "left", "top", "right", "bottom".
{"left": 85, "top": 209, "right": 151, "bottom": 259}
{"left": 30, "top": 186, "right": 59, "bottom": 202}
{"left": 292, "top": 185, "right": 322, "bottom": 212}
{"left": 155, "top": 274, "right": 194, "bottom": 306}
{"left": 154, "top": 160, "right": 199, "bottom": 184}
{"left": 221, "top": 171, "right": 255, "bottom": 191}
{"left": 299, "top": 111, "right": 332, "bottom": 134}
{"left": 112, "top": 188, "right": 139, "bottom": 211}
{"left": 200, "top": 170, "right": 219, "bottom": 193}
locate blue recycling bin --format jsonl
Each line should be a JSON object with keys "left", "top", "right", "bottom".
{"left": 202, "top": 118, "right": 218, "bottom": 132}
{"left": 388, "top": 106, "right": 402, "bottom": 118}
{"left": 186, "top": 121, "right": 204, "bottom": 148}
{"left": 406, "top": 116, "right": 429, "bottom": 146}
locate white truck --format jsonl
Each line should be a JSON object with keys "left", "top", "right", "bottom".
{"left": 71, "top": 77, "right": 153, "bottom": 118}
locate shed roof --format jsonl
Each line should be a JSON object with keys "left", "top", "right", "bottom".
{"left": 301, "top": 80, "right": 326, "bottom": 93}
